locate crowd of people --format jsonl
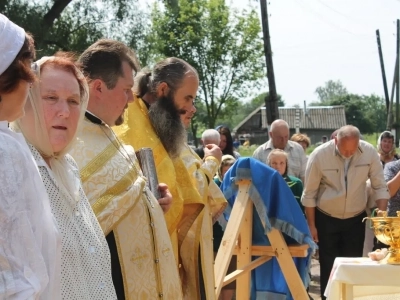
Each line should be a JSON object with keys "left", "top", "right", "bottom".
{"left": 243, "top": 119, "right": 394, "bottom": 300}
{"left": 1, "top": 12, "right": 399, "bottom": 300}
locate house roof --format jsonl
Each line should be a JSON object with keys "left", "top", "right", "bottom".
{"left": 233, "top": 105, "right": 346, "bottom": 132}
{"left": 233, "top": 103, "right": 265, "bottom": 132}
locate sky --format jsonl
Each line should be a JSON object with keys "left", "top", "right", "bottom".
{"left": 229, "top": 0, "right": 400, "bottom": 106}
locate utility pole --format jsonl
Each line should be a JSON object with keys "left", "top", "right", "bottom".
{"left": 260, "top": 0, "right": 279, "bottom": 125}
{"left": 385, "top": 56, "right": 398, "bottom": 131}
{"left": 396, "top": 20, "right": 400, "bottom": 146}
{"left": 376, "top": 29, "right": 390, "bottom": 113}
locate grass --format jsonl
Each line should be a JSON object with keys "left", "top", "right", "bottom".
{"left": 238, "top": 133, "right": 380, "bottom": 157}
{"left": 238, "top": 145, "right": 258, "bottom": 157}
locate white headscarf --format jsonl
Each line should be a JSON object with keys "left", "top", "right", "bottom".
{"left": 0, "top": 14, "right": 25, "bottom": 75}
{"left": 217, "top": 154, "right": 236, "bottom": 182}
{"left": 12, "top": 56, "right": 89, "bottom": 204}
{"left": 377, "top": 130, "right": 396, "bottom": 157}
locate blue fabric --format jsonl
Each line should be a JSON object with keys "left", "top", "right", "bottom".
{"left": 221, "top": 157, "right": 317, "bottom": 300}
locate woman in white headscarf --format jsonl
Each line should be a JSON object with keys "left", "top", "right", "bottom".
{"left": 0, "top": 14, "right": 61, "bottom": 299}
{"left": 377, "top": 131, "right": 399, "bottom": 167}
{"left": 12, "top": 55, "right": 117, "bottom": 299}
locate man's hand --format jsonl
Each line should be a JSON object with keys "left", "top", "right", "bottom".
{"left": 309, "top": 225, "right": 319, "bottom": 243}
{"left": 375, "top": 199, "right": 388, "bottom": 212}
{"left": 157, "top": 183, "right": 172, "bottom": 213}
{"left": 204, "top": 144, "right": 222, "bottom": 163}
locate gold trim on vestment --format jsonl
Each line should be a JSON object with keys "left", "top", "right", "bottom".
{"left": 74, "top": 120, "right": 183, "bottom": 299}
{"left": 144, "top": 196, "right": 164, "bottom": 296}
{"left": 92, "top": 168, "right": 137, "bottom": 216}
{"left": 80, "top": 139, "right": 119, "bottom": 183}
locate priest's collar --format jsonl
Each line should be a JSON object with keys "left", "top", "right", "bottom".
{"left": 85, "top": 111, "right": 105, "bottom": 125}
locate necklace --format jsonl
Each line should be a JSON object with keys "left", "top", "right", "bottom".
{"left": 97, "top": 123, "right": 155, "bottom": 207}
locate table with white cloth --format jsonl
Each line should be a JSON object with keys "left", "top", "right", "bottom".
{"left": 325, "top": 257, "right": 400, "bottom": 300}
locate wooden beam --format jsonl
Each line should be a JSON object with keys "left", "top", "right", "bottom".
{"left": 236, "top": 194, "right": 253, "bottom": 299}
{"left": 267, "top": 229, "right": 309, "bottom": 300}
{"left": 214, "top": 180, "right": 251, "bottom": 298}
{"left": 232, "top": 244, "right": 309, "bottom": 258}
{"left": 222, "top": 256, "right": 272, "bottom": 287}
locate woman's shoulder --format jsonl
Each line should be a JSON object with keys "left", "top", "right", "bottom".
{"left": 287, "top": 175, "right": 301, "bottom": 181}
{"left": 0, "top": 131, "right": 33, "bottom": 165}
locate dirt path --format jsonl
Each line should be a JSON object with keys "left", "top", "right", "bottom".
{"left": 308, "top": 258, "right": 321, "bottom": 300}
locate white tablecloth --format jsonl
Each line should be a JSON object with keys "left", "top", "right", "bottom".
{"left": 325, "top": 257, "right": 400, "bottom": 299}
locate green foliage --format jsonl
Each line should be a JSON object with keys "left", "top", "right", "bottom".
{"left": 314, "top": 79, "right": 348, "bottom": 104}
{"left": 149, "top": 0, "right": 265, "bottom": 131}
{"left": 216, "top": 91, "right": 285, "bottom": 129}
{"left": 330, "top": 94, "right": 387, "bottom": 134}
{"left": 238, "top": 144, "right": 258, "bottom": 157}
{"left": 1, "top": 0, "right": 146, "bottom": 58}
{"left": 362, "top": 133, "right": 379, "bottom": 146}
{"left": 312, "top": 80, "right": 387, "bottom": 135}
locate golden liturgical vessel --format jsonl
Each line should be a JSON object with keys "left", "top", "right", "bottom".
{"left": 365, "top": 211, "right": 400, "bottom": 264}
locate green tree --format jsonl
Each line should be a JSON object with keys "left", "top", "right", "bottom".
{"left": 1, "top": 0, "right": 147, "bottom": 61}
{"left": 330, "top": 94, "right": 375, "bottom": 134}
{"left": 215, "top": 92, "right": 284, "bottom": 129}
{"left": 149, "top": 0, "right": 265, "bottom": 131}
{"left": 314, "top": 80, "right": 348, "bottom": 104}
{"left": 247, "top": 92, "right": 285, "bottom": 109}
{"left": 361, "top": 94, "right": 387, "bottom": 133}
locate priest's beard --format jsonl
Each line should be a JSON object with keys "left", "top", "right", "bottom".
{"left": 148, "top": 94, "right": 186, "bottom": 159}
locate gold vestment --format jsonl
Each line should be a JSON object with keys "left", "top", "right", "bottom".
{"left": 180, "top": 144, "right": 227, "bottom": 299}
{"left": 70, "top": 119, "right": 182, "bottom": 299}
{"left": 116, "top": 98, "right": 226, "bottom": 299}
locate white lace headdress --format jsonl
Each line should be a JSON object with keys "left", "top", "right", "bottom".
{"left": 12, "top": 56, "right": 89, "bottom": 204}
{"left": 0, "top": 13, "right": 25, "bottom": 75}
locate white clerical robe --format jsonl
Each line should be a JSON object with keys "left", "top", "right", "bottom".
{"left": 70, "top": 118, "right": 182, "bottom": 300}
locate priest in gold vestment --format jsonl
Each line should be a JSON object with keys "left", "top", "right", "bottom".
{"left": 70, "top": 40, "right": 183, "bottom": 299}
{"left": 179, "top": 125, "right": 227, "bottom": 300}
{"left": 116, "top": 57, "right": 226, "bottom": 299}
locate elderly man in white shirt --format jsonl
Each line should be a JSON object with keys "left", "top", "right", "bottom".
{"left": 253, "top": 119, "right": 307, "bottom": 182}
{"left": 301, "top": 125, "right": 389, "bottom": 300}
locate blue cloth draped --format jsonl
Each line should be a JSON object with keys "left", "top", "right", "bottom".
{"left": 221, "top": 157, "right": 317, "bottom": 300}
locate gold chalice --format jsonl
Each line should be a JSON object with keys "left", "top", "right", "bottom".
{"left": 365, "top": 211, "right": 400, "bottom": 264}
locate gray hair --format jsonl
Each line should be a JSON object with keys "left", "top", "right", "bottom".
{"left": 134, "top": 57, "right": 197, "bottom": 98}
{"left": 270, "top": 119, "right": 289, "bottom": 132}
{"left": 337, "top": 125, "right": 361, "bottom": 140}
{"left": 202, "top": 129, "right": 220, "bottom": 145}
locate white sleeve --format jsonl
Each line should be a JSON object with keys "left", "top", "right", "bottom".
{"left": 0, "top": 142, "right": 47, "bottom": 299}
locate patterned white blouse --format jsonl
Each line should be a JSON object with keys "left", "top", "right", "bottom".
{"left": 29, "top": 145, "right": 117, "bottom": 300}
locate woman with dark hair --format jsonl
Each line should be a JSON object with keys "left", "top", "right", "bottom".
{"left": 0, "top": 14, "right": 61, "bottom": 299}
{"left": 216, "top": 125, "right": 240, "bottom": 159}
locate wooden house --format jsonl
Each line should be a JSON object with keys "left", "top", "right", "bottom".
{"left": 233, "top": 105, "right": 347, "bottom": 145}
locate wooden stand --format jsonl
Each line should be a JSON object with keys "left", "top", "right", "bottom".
{"left": 214, "top": 180, "right": 310, "bottom": 299}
